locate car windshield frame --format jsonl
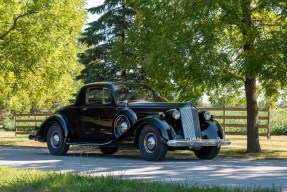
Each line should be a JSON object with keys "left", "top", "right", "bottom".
{"left": 114, "top": 84, "right": 155, "bottom": 103}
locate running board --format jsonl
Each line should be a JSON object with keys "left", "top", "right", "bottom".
{"left": 66, "top": 141, "right": 112, "bottom": 146}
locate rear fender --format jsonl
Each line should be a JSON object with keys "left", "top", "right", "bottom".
{"left": 37, "top": 113, "right": 71, "bottom": 142}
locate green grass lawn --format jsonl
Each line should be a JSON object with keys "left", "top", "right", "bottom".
{"left": 0, "top": 167, "right": 280, "bottom": 192}
{"left": 219, "top": 135, "right": 287, "bottom": 160}
{"left": 0, "top": 131, "right": 45, "bottom": 147}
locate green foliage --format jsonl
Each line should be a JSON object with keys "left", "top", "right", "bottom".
{"left": 0, "top": 0, "right": 86, "bottom": 112}
{"left": 113, "top": 0, "right": 287, "bottom": 104}
{"left": 79, "top": 0, "right": 144, "bottom": 84}
{"left": 0, "top": 167, "right": 280, "bottom": 192}
{"left": 112, "top": 0, "right": 287, "bottom": 152}
{"left": 3, "top": 114, "right": 15, "bottom": 131}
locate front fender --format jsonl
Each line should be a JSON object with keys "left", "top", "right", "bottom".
{"left": 112, "top": 116, "right": 174, "bottom": 147}
{"left": 200, "top": 120, "right": 224, "bottom": 140}
{"left": 36, "top": 113, "right": 71, "bottom": 142}
{"left": 132, "top": 117, "right": 174, "bottom": 147}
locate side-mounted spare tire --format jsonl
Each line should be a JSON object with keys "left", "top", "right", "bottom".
{"left": 46, "top": 122, "right": 69, "bottom": 155}
{"left": 114, "top": 115, "right": 131, "bottom": 138}
{"left": 113, "top": 109, "right": 137, "bottom": 138}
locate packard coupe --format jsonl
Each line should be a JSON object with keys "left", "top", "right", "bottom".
{"left": 29, "top": 82, "right": 230, "bottom": 161}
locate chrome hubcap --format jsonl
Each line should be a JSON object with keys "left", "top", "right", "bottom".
{"left": 50, "top": 131, "right": 60, "bottom": 148}
{"left": 144, "top": 133, "right": 157, "bottom": 153}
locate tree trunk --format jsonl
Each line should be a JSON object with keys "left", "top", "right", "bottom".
{"left": 241, "top": 1, "right": 261, "bottom": 153}
{"left": 244, "top": 77, "right": 261, "bottom": 153}
{"left": 30, "top": 102, "right": 41, "bottom": 113}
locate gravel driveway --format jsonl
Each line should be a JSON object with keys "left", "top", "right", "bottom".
{"left": 0, "top": 146, "right": 286, "bottom": 190}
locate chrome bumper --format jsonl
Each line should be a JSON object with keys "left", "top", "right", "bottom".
{"left": 167, "top": 137, "right": 231, "bottom": 148}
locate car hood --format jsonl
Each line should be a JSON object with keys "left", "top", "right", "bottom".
{"left": 126, "top": 102, "right": 192, "bottom": 119}
{"left": 128, "top": 102, "right": 188, "bottom": 109}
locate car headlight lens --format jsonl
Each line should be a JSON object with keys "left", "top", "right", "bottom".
{"left": 203, "top": 111, "right": 211, "bottom": 121}
{"left": 172, "top": 109, "right": 181, "bottom": 120}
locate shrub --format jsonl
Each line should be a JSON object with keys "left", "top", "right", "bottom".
{"left": 3, "top": 114, "right": 15, "bottom": 131}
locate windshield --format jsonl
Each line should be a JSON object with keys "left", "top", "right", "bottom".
{"left": 115, "top": 85, "right": 154, "bottom": 102}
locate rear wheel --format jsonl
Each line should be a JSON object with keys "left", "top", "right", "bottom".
{"left": 139, "top": 125, "right": 168, "bottom": 161}
{"left": 99, "top": 147, "right": 119, "bottom": 155}
{"left": 46, "top": 122, "right": 69, "bottom": 155}
{"left": 194, "top": 146, "right": 220, "bottom": 160}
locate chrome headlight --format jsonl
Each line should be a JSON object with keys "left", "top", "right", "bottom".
{"left": 165, "top": 109, "right": 181, "bottom": 120}
{"left": 203, "top": 111, "right": 211, "bottom": 121}
{"left": 172, "top": 109, "right": 181, "bottom": 120}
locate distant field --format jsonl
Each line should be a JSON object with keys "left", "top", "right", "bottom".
{"left": 269, "top": 108, "right": 287, "bottom": 135}
{"left": 206, "top": 108, "right": 287, "bottom": 135}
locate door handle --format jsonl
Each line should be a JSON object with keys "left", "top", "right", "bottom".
{"left": 82, "top": 107, "right": 88, "bottom": 111}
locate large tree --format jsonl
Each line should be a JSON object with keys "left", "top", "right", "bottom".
{"left": 78, "top": 0, "right": 143, "bottom": 83}
{"left": 0, "top": 0, "right": 86, "bottom": 112}
{"left": 115, "top": 0, "right": 287, "bottom": 152}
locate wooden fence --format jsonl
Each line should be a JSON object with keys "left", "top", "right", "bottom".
{"left": 15, "top": 113, "right": 52, "bottom": 136}
{"left": 198, "top": 107, "right": 271, "bottom": 139}
{"left": 14, "top": 107, "right": 271, "bottom": 138}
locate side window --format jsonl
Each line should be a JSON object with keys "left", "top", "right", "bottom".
{"left": 102, "top": 88, "right": 111, "bottom": 104}
{"left": 88, "top": 88, "right": 111, "bottom": 105}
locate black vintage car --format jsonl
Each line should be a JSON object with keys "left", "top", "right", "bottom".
{"left": 29, "top": 82, "right": 230, "bottom": 161}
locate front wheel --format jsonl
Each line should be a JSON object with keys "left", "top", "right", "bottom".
{"left": 99, "top": 147, "right": 119, "bottom": 155}
{"left": 194, "top": 146, "right": 220, "bottom": 160}
{"left": 139, "top": 125, "right": 168, "bottom": 161}
{"left": 46, "top": 122, "right": 69, "bottom": 156}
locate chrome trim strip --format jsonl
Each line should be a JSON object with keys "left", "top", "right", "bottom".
{"left": 167, "top": 137, "right": 231, "bottom": 148}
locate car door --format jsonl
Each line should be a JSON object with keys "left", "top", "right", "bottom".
{"left": 82, "top": 86, "right": 117, "bottom": 143}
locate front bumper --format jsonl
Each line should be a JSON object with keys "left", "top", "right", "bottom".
{"left": 167, "top": 137, "right": 231, "bottom": 148}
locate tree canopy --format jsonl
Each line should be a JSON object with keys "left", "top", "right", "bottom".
{"left": 113, "top": 0, "right": 287, "bottom": 152}
{"left": 0, "top": 0, "right": 86, "bottom": 112}
{"left": 78, "top": 0, "right": 145, "bottom": 84}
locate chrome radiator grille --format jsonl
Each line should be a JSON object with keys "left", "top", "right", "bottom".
{"left": 180, "top": 106, "right": 201, "bottom": 139}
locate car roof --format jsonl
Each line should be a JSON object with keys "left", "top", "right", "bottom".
{"left": 83, "top": 82, "right": 151, "bottom": 89}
